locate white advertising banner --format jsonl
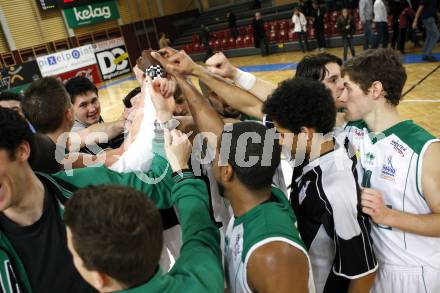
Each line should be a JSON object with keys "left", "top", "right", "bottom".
{"left": 37, "top": 45, "right": 97, "bottom": 77}
{"left": 93, "top": 37, "right": 131, "bottom": 80}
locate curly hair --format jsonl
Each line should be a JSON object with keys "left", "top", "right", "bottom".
{"left": 262, "top": 77, "right": 336, "bottom": 134}
{"left": 342, "top": 48, "right": 407, "bottom": 106}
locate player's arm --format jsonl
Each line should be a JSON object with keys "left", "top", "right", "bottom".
{"left": 205, "top": 52, "right": 276, "bottom": 102}
{"left": 348, "top": 273, "right": 377, "bottom": 293}
{"left": 152, "top": 49, "right": 264, "bottom": 120}
{"left": 412, "top": 4, "right": 424, "bottom": 29}
{"left": 361, "top": 143, "right": 440, "bottom": 237}
{"left": 151, "top": 50, "right": 225, "bottom": 138}
{"left": 247, "top": 242, "right": 309, "bottom": 293}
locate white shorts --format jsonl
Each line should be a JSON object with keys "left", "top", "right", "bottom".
{"left": 372, "top": 264, "right": 440, "bottom": 293}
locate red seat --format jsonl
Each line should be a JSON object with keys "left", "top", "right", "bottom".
{"left": 227, "top": 37, "right": 235, "bottom": 48}
{"left": 217, "top": 30, "right": 225, "bottom": 39}
{"left": 244, "top": 34, "right": 253, "bottom": 47}
{"left": 192, "top": 34, "right": 199, "bottom": 44}
{"left": 279, "top": 29, "right": 289, "bottom": 42}
{"left": 224, "top": 29, "right": 231, "bottom": 38}
{"left": 212, "top": 39, "right": 221, "bottom": 50}
{"left": 221, "top": 38, "right": 229, "bottom": 49}
{"left": 245, "top": 25, "right": 253, "bottom": 35}
{"left": 278, "top": 20, "right": 288, "bottom": 30}
{"left": 239, "top": 26, "right": 247, "bottom": 35}
{"left": 193, "top": 43, "right": 200, "bottom": 52}
{"left": 269, "top": 30, "right": 278, "bottom": 42}
{"left": 236, "top": 36, "right": 244, "bottom": 48}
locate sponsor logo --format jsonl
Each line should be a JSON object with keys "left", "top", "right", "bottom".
{"left": 73, "top": 5, "right": 112, "bottom": 21}
{"left": 354, "top": 129, "right": 364, "bottom": 137}
{"left": 299, "top": 181, "right": 310, "bottom": 205}
{"left": 381, "top": 156, "right": 396, "bottom": 181}
{"left": 233, "top": 234, "right": 242, "bottom": 260}
{"left": 390, "top": 139, "right": 407, "bottom": 157}
{"left": 365, "top": 152, "right": 375, "bottom": 166}
{"left": 47, "top": 56, "right": 57, "bottom": 65}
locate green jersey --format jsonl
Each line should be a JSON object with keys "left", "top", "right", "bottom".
{"left": 224, "top": 186, "right": 315, "bottom": 293}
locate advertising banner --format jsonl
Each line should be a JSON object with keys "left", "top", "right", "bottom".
{"left": 93, "top": 37, "right": 131, "bottom": 80}
{"left": 64, "top": 0, "right": 120, "bottom": 29}
{"left": 0, "top": 60, "right": 42, "bottom": 93}
{"left": 37, "top": 45, "right": 97, "bottom": 77}
{"left": 56, "top": 64, "right": 102, "bottom": 85}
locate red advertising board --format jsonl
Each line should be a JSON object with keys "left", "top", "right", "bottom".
{"left": 56, "top": 64, "right": 101, "bottom": 85}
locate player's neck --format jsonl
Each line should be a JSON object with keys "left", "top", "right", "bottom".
{"left": 364, "top": 103, "right": 402, "bottom": 133}
{"left": 3, "top": 169, "right": 45, "bottom": 226}
{"left": 229, "top": 185, "right": 272, "bottom": 218}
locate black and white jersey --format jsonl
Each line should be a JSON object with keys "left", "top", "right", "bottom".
{"left": 290, "top": 141, "right": 378, "bottom": 293}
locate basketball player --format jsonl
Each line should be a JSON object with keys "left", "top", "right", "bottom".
{"left": 341, "top": 48, "right": 440, "bottom": 292}
{"left": 262, "top": 77, "right": 377, "bottom": 293}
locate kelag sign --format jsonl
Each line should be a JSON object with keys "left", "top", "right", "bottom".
{"left": 93, "top": 37, "right": 131, "bottom": 80}
{"left": 37, "top": 45, "right": 97, "bottom": 77}
{"left": 64, "top": 1, "right": 120, "bottom": 28}
{"left": 0, "top": 61, "right": 42, "bottom": 93}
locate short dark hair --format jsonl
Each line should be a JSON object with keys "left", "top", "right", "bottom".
{"left": 296, "top": 53, "right": 343, "bottom": 81}
{"left": 22, "top": 77, "right": 71, "bottom": 134}
{"left": 64, "top": 185, "right": 163, "bottom": 288}
{"left": 342, "top": 48, "right": 406, "bottom": 106}
{"left": 64, "top": 76, "right": 98, "bottom": 104}
{"left": 122, "top": 87, "right": 141, "bottom": 108}
{"left": 263, "top": 77, "right": 336, "bottom": 134}
{"left": 0, "top": 91, "right": 22, "bottom": 103}
{"left": 221, "top": 121, "right": 281, "bottom": 190}
{"left": 0, "top": 107, "right": 34, "bottom": 161}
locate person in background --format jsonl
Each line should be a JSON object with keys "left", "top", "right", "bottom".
{"left": 412, "top": 0, "right": 439, "bottom": 61}
{"left": 252, "top": 12, "right": 269, "bottom": 56}
{"left": 398, "top": 1, "right": 416, "bottom": 54}
{"left": 292, "top": 7, "right": 311, "bottom": 53}
{"left": 359, "top": 0, "right": 374, "bottom": 50}
{"left": 227, "top": 12, "right": 239, "bottom": 39}
{"left": 390, "top": 0, "right": 406, "bottom": 49}
{"left": 336, "top": 8, "right": 356, "bottom": 61}
{"left": 373, "top": 0, "right": 389, "bottom": 48}
{"left": 199, "top": 24, "right": 214, "bottom": 62}
{"left": 310, "top": 1, "right": 326, "bottom": 52}
{"left": 159, "top": 32, "right": 171, "bottom": 49}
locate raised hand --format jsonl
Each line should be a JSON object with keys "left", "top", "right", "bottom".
{"left": 151, "top": 50, "right": 198, "bottom": 77}
{"left": 145, "top": 75, "right": 175, "bottom": 122}
{"left": 164, "top": 129, "right": 192, "bottom": 172}
{"left": 205, "top": 52, "right": 238, "bottom": 79}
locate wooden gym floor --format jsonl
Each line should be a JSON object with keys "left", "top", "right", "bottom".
{"left": 98, "top": 44, "right": 440, "bottom": 137}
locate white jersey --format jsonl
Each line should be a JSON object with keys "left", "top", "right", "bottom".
{"left": 345, "top": 120, "right": 440, "bottom": 269}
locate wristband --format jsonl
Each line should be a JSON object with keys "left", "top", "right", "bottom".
{"left": 234, "top": 69, "right": 257, "bottom": 91}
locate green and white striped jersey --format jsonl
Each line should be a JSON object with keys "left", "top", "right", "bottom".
{"left": 224, "top": 186, "right": 315, "bottom": 293}
{"left": 345, "top": 120, "right": 440, "bottom": 269}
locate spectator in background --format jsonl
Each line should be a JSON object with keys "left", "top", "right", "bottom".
{"left": 199, "top": 24, "right": 214, "bottom": 62}
{"left": 373, "top": 0, "right": 389, "bottom": 48}
{"left": 253, "top": 12, "right": 269, "bottom": 56}
{"left": 398, "top": 1, "right": 415, "bottom": 53}
{"left": 311, "top": 1, "right": 326, "bottom": 52}
{"left": 359, "top": 0, "right": 374, "bottom": 49}
{"left": 227, "top": 12, "right": 239, "bottom": 39}
{"left": 65, "top": 76, "right": 124, "bottom": 154}
{"left": 298, "top": 0, "right": 312, "bottom": 16}
{"left": 413, "top": 0, "right": 439, "bottom": 61}
{"left": 292, "top": 7, "right": 311, "bottom": 52}
{"left": 390, "top": 0, "right": 406, "bottom": 49}
{"left": 337, "top": 8, "right": 356, "bottom": 61}
{"left": 159, "top": 32, "right": 171, "bottom": 49}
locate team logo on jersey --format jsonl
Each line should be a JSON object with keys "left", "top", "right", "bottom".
{"left": 381, "top": 156, "right": 397, "bottom": 181}
{"left": 233, "top": 234, "right": 242, "bottom": 261}
{"left": 365, "top": 152, "right": 375, "bottom": 166}
{"left": 299, "top": 181, "right": 310, "bottom": 205}
{"left": 390, "top": 140, "right": 407, "bottom": 157}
